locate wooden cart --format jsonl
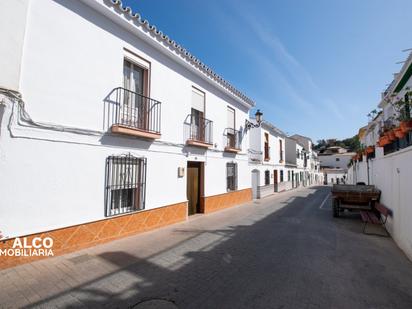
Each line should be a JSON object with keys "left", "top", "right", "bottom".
{"left": 331, "top": 184, "right": 381, "bottom": 217}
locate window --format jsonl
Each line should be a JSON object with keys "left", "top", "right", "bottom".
{"left": 265, "top": 170, "right": 270, "bottom": 185}
{"left": 288, "top": 171, "right": 291, "bottom": 181}
{"left": 105, "top": 154, "right": 146, "bottom": 216}
{"left": 226, "top": 162, "right": 238, "bottom": 191}
{"left": 227, "top": 106, "right": 236, "bottom": 148}
{"left": 279, "top": 140, "right": 283, "bottom": 161}
{"left": 280, "top": 170, "right": 284, "bottom": 182}
{"left": 191, "top": 87, "right": 206, "bottom": 141}
{"left": 264, "top": 133, "right": 270, "bottom": 160}
{"left": 122, "top": 59, "right": 149, "bottom": 130}
{"left": 336, "top": 158, "right": 340, "bottom": 161}
{"left": 296, "top": 150, "right": 300, "bottom": 158}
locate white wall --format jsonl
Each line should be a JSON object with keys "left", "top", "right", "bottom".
{"left": 319, "top": 153, "right": 354, "bottom": 170}
{"left": 348, "top": 148, "right": 412, "bottom": 260}
{"left": 0, "top": 0, "right": 30, "bottom": 90}
{"left": 248, "top": 122, "right": 286, "bottom": 190}
{"left": 0, "top": 0, "right": 253, "bottom": 238}
{"left": 324, "top": 172, "right": 346, "bottom": 184}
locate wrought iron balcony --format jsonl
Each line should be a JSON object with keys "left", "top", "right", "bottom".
{"left": 248, "top": 150, "right": 263, "bottom": 163}
{"left": 185, "top": 114, "right": 213, "bottom": 148}
{"left": 108, "top": 87, "right": 161, "bottom": 139}
{"left": 224, "top": 128, "right": 241, "bottom": 153}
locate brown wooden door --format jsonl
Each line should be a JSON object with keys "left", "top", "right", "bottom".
{"left": 187, "top": 162, "right": 203, "bottom": 215}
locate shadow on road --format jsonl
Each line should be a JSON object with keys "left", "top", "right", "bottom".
{"left": 23, "top": 187, "right": 412, "bottom": 309}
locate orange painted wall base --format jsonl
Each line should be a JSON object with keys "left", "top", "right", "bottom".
{"left": 0, "top": 201, "right": 187, "bottom": 269}
{"left": 203, "top": 188, "right": 252, "bottom": 214}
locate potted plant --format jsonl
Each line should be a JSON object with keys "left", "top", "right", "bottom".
{"left": 378, "top": 133, "right": 390, "bottom": 147}
{"left": 393, "top": 91, "right": 412, "bottom": 133}
{"left": 366, "top": 146, "right": 374, "bottom": 154}
{"left": 387, "top": 129, "right": 396, "bottom": 141}
{"left": 394, "top": 126, "right": 405, "bottom": 139}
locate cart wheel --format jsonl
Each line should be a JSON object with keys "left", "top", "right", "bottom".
{"left": 333, "top": 198, "right": 340, "bottom": 218}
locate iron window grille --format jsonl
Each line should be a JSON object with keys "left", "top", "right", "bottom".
{"left": 105, "top": 154, "right": 147, "bottom": 217}
{"left": 265, "top": 170, "right": 270, "bottom": 185}
{"left": 226, "top": 162, "right": 238, "bottom": 191}
{"left": 280, "top": 170, "right": 284, "bottom": 182}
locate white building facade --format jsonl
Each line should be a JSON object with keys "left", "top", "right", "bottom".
{"left": 0, "top": 0, "right": 255, "bottom": 268}
{"left": 290, "top": 134, "right": 322, "bottom": 186}
{"left": 249, "top": 120, "right": 286, "bottom": 198}
{"left": 347, "top": 51, "right": 412, "bottom": 261}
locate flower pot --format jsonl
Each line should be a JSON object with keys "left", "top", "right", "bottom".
{"left": 378, "top": 135, "right": 390, "bottom": 147}
{"left": 387, "top": 130, "right": 396, "bottom": 141}
{"left": 394, "top": 127, "right": 405, "bottom": 139}
{"left": 366, "top": 146, "right": 374, "bottom": 154}
{"left": 400, "top": 120, "right": 412, "bottom": 133}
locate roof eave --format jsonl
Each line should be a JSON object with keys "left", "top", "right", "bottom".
{"left": 80, "top": 0, "right": 255, "bottom": 109}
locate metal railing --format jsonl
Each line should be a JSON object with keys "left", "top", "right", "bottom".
{"left": 105, "top": 154, "right": 147, "bottom": 217}
{"left": 108, "top": 87, "right": 161, "bottom": 134}
{"left": 248, "top": 150, "right": 263, "bottom": 163}
{"left": 185, "top": 114, "right": 213, "bottom": 144}
{"left": 225, "top": 128, "right": 241, "bottom": 150}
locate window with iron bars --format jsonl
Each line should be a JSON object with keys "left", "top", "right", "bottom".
{"left": 227, "top": 162, "right": 238, "bottom": 191}
{"left": 265, "top": 170, "right": 270, "bottom": 185}
{"left": 105, "top": 154, "right": 147, "bottom": 217}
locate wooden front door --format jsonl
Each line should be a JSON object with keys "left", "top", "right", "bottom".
{"left": 187, "top": 162, "right": 203, "bottom": 215}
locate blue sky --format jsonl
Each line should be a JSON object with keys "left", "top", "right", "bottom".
{"left": 121, "top": 0, "right": 412, "bottom": 142}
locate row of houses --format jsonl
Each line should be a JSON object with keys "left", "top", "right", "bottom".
{"left": 0, "top": 0, "right": 321, "bottom": 268}
{"left": 318, "top": 146, "right": 355, "bottom": 184}
{"left": 347, "top": 51, "right": 412, "bottom": 260}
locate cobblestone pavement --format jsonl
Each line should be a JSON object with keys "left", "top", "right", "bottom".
{"left": 1, "top": 186, "right": 412, "bottom": 308}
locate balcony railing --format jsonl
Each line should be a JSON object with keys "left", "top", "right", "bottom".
{"left": 108, "top": 87, "right": 161, "bottom": 139}
{"left": 248, "top": 150, "right": 263, "bottom": 163}
{"left": 224, "top": 128, "right": 241, "bottom": 152}
{"left": 185, "top": 114, "right": 213, "bottom": 147}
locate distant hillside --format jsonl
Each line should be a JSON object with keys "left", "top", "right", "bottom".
{"left": 313, "top": 135, "right": 360, "bottom": 153}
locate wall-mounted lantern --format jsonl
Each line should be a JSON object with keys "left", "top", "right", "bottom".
{"left": 245, "top": 109, "right": 263, "bottom": 131}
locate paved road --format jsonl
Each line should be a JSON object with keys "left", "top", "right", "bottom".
{"left": 1, "top": 186, "right": 412, "bottom": 308}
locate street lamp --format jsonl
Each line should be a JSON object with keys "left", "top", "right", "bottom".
{"left": 245, "top": 109, "right": 263, "bottom": 131}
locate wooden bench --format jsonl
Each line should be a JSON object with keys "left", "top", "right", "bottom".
{"left": 360, "top": 202, "right": 392, "bottom": 236}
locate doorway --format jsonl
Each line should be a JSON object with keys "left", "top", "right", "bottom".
{"left": 187, "top": 161, "right": 204, "bottom": 215}
{"left": 251, "top": 169, "right": 260, "bottom": 199}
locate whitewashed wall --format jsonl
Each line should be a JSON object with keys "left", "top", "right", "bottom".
{"left": 0, "top": 0, "right": 252, "bottom": 238}
{"left": 318, "top": 153, "right": 353, "bottom": 170}
{"left": 347, "top": 148, "right": 412, "bottom": 260}
{"left": 0, "top": 0, "right": 30, "bottom": 90}
{"left": 248, "top": 124, "right": 286, "bottom": 187}
{"left": 371, "top": 148, "right": 412, "bottom": 260}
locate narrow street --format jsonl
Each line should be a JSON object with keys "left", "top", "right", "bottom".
{"left": 2, "top": 186, "right": 412, "bottom": 308}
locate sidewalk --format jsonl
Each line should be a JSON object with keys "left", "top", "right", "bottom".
{"left": 0, "top": 187, "right": 305, "bottom": 308}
